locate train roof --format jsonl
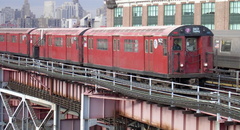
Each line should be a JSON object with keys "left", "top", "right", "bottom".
{"left": 212, "top": 30, "right": 240, "bottom": 37}
{"left": 0, "top": 28, "right": 35, "bottom": 34}
{"left": 30, "top": 28, "right": 89, "bottom": 35}
{"left": 84, "top": 25, "right": 213, "bottom": 37}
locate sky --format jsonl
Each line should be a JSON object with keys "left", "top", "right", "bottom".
{"left": 0, "top": 0, "right": 104, "bottom": 17}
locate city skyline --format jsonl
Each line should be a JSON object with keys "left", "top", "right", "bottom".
{"left": 0, "top": 0, "right": 104, "bottom": 17}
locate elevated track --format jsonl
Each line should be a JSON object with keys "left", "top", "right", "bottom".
{"left": 0, "top": 53, "right": 240, "bottom": 129}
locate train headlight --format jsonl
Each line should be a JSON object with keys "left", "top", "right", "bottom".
{"left": 180, "top": 63, "right": 184, "bottom": 67}
{"left": 204, "top": 63, "right": 208, "bottom": 67}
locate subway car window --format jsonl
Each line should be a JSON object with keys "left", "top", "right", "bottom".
{"left": 150, "top": 40, "right": 153, "bottom": 53}
{"left": 67, "top": 37, "right": 72, "bottom": 47}
{"left": 88, "top": 38, "right": 91, "bottom": 49}
{"left": 145, "top": 40, "right": 148, "bottom": 53}
{"left": 20, "top": 35, "right": 23, "bottom": 43}
{"left": 221, "top": 40, "right": 231, "bottom": 52}
{"left": 97, "top": 39, "right": 108, "bottom": 50}
{"left": 163, "top": 39, "right": 167, "bottom": 56}
{"left": 91, "top": 39, "right": 93, "bottom": 49}
{"left": 48, "top": 37, "right": 52, "bottom": 46}
{"left": 12, "top": 35, "right": 17, "bottom": 43}
{"left": 172, "top": 38, "right": 182, "bottom": 50}
{"left": 55, "top": 37, "right": 63, "bottom": 47}
{"left": 124, "top": 39, "right": 138, "bottom": 52}
{"left": 0, "top": 35, "right": 4, "bottom": 42}
{"left": 186, "top": 38, "right": 197, "bottom": 51}
{"left": 117, "top": 39, "right": 120, "bottom": 51}
{"left": 113, "top": 39, "right": 117, "bottom": 51}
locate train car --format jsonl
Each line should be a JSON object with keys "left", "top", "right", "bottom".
{"left": 30, "top": 28, "right": 88, "bottom": 64}
{"left": 0, "top": 28, "right": 34, "bottom": 56}
{"left": 83, "top": 25, "right": 214, "bottom": 82}
{"left": 212, "top": 30, "right": 240, "bottom": 70}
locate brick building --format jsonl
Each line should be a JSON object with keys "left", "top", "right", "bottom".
{"left": 107, "top": 0, "right": 240, "bottom": 30}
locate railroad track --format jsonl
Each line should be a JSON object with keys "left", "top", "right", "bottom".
{"left": 1, "top": 54, "right": 240, "bottom": 121}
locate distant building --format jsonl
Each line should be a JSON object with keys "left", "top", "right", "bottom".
{"left": 94, "top": 14, "right": 106, "bottom": 27}
{"left": 48, "top": 18, "right": 61, "bottom": 28}
{"left": 35, "top": 18, "right": 61, "bottom": 28}
{"left": 61, "top": 18, "right": 78, "bottom": 28}
{"left": 1, "top": 7, "right": 15, "bottom": 23}
{"left": 15, "top": 9, "right": 21, "bottom": 20}
{"left": 107, "top": 0, "right": 240, "bottom": 30}
{"left": 44, "top": 1, "right": 56, "bottom": 18}
{"left": 80, "top": 14, "right": 91, "bottom": 27}
{"left": 0, "top": 12, "right": 5, "bottom": 25}
{"left": 95, "top": 5, "right": 107, "bottom": 27}
{"left": 17, "top": 17, "right": 38, "bottom": 28}
{"left": 55, "top": 2, "right": 85, "bottom": 19}
{"left": 73, "top": 0, "right": 79, "bottom": 4}
{"left": 21, "top": 0, "right": 35, "bottom": 18}
{"left": 96, "top": 5, "right": 106, "bottom": 17}
{"left": 38, "top": 18, "right": 48, "bottom": 28}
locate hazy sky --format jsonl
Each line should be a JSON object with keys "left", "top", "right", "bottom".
{"left": 0, "top": 0, "right": 104, "bottom": 17}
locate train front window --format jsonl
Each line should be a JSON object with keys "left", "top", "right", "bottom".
{"left": 173, "top": 38, "right": 182, "bottom": 51}
{"left": 186, "top": 38, "right": 197, "bottom": 51}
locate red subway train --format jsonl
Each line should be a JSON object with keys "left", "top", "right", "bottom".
{"left": 0, "top": 25, "right": 214, "bottom": 83}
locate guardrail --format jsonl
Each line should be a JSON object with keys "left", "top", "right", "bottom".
{"left": 1, "top": 54, "right": 240, "bottom": 121}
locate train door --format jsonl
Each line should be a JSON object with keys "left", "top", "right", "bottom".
{"left": 185, "top": 37, "right": 199, "bottom": 73}
{"left": 78, "top": 36, "right": 83, "bottom": 63}
{"left": 87, "top": 37, "right": 94, "bottom": 64}
{"left": 0, "top": 33, "right": 6, "bottom": 52}
{"left": 48, "top": 35, "right": 52, "bottom": 59}
{"left": 113, "top": 36, "right": 120, "bottom": 68}
{"left": 171, "top": 37, "right": 183, "bottom": 73}
{"left": 19, "top": 34, "right": 27, "bottom": 55}
{"left": 144, "top": 37, "right": 154, "bottom": 72}
{"left": 32, "top": 35, "right": 39, "bottom": 59}
{"left": 66, "top": 35, "right": 72, "bottom": 61}
{"left": 6, "top": 33, "right": 9, "bottom": 52}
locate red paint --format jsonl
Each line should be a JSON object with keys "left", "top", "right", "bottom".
{"left": 29, "top": 28, "right": 88, "bottom": 63}
{"left": 184, "top": 114, "right": 186, "bottom": 130}
{"left": 83, "top": 26, "right": 213, "bottom": 78}
{"left": 0, "top": 26, "right": 213, "bottom": 79}
{"left": 196, "top": 117, "right": 199, "bottom": 130}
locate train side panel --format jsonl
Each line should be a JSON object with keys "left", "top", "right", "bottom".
{"left": 83, "top": 25, "right": 213, "bottom": 79}
{"left": 117, "top": 36, "right": 144, "bottom": 71}
{"left": 213, "top": 33, "right": 240, "bottom": 69}
{"left": 19, "top": 34, "right": 30, "bottom": 56}
{"left": 84, "top": 36, "right": 113, "bottom": 67}
{"left": 144, "top": 36, "right": 168, "bottom": 74}
{"left": 0, "top": 33, "right": 7, "bottom": 53}
{"left": 29, "top": 28, "right": 88, "bottom": 64}
{"left": 7, "top": 33, "right": 20, "bottom": 55}
{"left": 0, "top": 28, "right": 34, "bottom": 56}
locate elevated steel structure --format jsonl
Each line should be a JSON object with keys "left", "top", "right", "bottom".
{"left": 0, "top": 53, "right": 240, "bottom": 129}
{"left": 0, "top": 88, "right": 60, "bottom": 130}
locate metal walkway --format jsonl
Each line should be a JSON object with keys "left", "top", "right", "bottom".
{"left": 0, "top": 54, "right": 240, "bottom": 122}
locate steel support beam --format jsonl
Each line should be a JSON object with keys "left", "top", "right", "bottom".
{"left": 22, "top": 102, "right": 28, "bottom": 130}
{"left": 0, "top": 68, "right": 4, "bottom": 130}
{"left": 81, "top": 94, "right": 115, "bottom": 130}
{"left": 53, "top": 104, "right": 60, "bottom": 130}
{"left": 0, "top": 88, "right": 60, "bottom": 130}
{"left": 81, "top": 94, "right": 91, "bottom": 130}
